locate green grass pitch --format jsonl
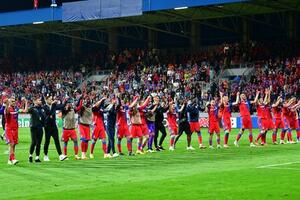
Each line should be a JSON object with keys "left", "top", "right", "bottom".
{"left": 0, "top": 128, "right": 300, "bottom": 200}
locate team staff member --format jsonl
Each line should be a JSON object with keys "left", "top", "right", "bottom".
{"left": 28, "top": 97, "right": 46, "bottom": 163}
{"left": 5, "top": 97, "right": 28, "bottom": 165}
{"left": 154, "top": 98, "right": 168, "bottom": 151}
{"left": 174, "top": 97, "right": 194, "bottom": 150}
{"left": 42, "top": 96, "right": 67, "bottom": 162}
{"left": 0, "top": 98, "right": 6, "bottom": 141}
{"left": 104, "top": 97, "right": 119, "bottom": 158}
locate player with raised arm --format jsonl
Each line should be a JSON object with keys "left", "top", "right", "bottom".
{"left": 145, "top": 96, "right": 158, "bottom": 152}
{"left": 260, "top": 89, "right": 275, "bottom": 145}
{"left": 206, "top": 98, "right": 221, "bottom": 149}
{"left": 61, "top": 99, "right": 80, "bottom": 160}
{"left": 219, "top": 92, "right": 232, "bottom": 148}
{"left": 129, "top": 95, "right": 151, "bottom": 155}
{"left": 289, "top": 98, "right": 300, "bottom": 143}
{"left": 76, "top": 95, "right": 93, "bottom": 160}
{"left": 116, "top": 96, "right": 134, "bottom": 156}
{"left": 5, "top": 97, "right": 28, "bottom": 165}
{"left": 282, "top": 98, "right": 296, "bottom": 144}
{"left": 233, "top": 91, "right": 259, "bottom": 147}
{"left": 167, "top": 99, "right": 178, "bottom": 151}
{"left": 253, "top": 91, "right": 265, "bottom": 145}
{"left": 186, "top": 97, "right": 206, "bottom": 149}
{"left": 90, "top": 96, "right": 109, "bottom": 158}
{"left": 272, "top": 96, "right": 286, "bottom": 144}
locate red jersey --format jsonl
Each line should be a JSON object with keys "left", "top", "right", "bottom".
{"left": 239, "top": 100, "right": 251, "bottom": 117}
{"left": 208, "top": 105, "right": 219, "bottom": 123}
{"left": 139, "top": 109, "right": 147, "bottom": 124}
{"left": 264, "top": 105, "right": 273, "bottom": 120}
{"left": 282, "top": 107, "right": 290, "bottom": 119}
{"left": 5, "top": 106, "right": 19, "bottom": 129}
{"left": 289, "top": 110, "right": 297, "bottom": 121}
{"left": 272, "top": 106, "right": 282, "bottom": 119}
{"left": 221, "top": 103, "right": 231, "bottom": 120}
{"left": 256, "top": 104, "right": 264, "bottom": 118}
{"left": 167, "top": 110, "right": 177, "bottom": 126}
{"left": 92, "top": 109, "right": 105, "bottom": 128}
{"left": 117, "top": 109, "right": 128, "bottom": 127}
{"left": 137, "top": 99, "right": 150, "bottom": 125}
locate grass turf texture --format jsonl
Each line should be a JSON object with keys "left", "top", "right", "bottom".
{"left": 0, "top": 128, "right": 300, "bottom": 200}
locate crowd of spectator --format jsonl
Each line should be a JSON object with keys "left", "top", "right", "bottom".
{"left": 0, "top": 70, "right": 83, "bottom": 106}
{"left": 0, "top": 41, "right": 299, "bottom": 108}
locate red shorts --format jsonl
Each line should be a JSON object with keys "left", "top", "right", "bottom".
{"left": 117, "top": 125, "right": 131, "bottom": 138}
{"left": 268, "top": 119, "right": 274, "bottom": 129}
{"left": 257, "top": 118, "right": 262, "bottom": 131}
{"left": 141, "top": 124, "right": 149, "bottom": 136}
{"left": 222, "top": 118, "right": 231, "bottom": 132}
{"left": 92, "top": 125, "right": 106, "bottom": 140}
{"left": 262, "top": 118, "right": 274, "bottom": 130}
{"left": 274, "top": 118, "right": 284, "bottom": 129}
{"left": 168, "top": 123, "right": 178, "bottom": 135}
{"left": 131, "top": 124, "right": 143, "bottom": 138}
{"left": 5, "top": 128, "right": 18, "bottom": 144}
{"left": 241, "top": 116, "right": 252, "bottom": 129}
{"left": 189, "top": 121, "right": 200, "bottom": 133}
{"left": 209, "top": 122, "right": 220, "bottom": 134}
{"left": 62, "top": 129, "right": 77, "bottom": 142}
{"left": 79, "top": 124, "right": 91, "bottom": 141}
{"left": 289, "top": 119, "right": 299, "bottom": 130}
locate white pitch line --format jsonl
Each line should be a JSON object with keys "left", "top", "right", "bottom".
{"left": 262, "top": 167, "right": 300, "bottom": 171}
{"left": 257, "top": 161, "right": 300, "bottom": 169}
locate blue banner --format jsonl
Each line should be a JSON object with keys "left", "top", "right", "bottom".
{"left": 62, "top": 0, "right": 142, "bottom": 22}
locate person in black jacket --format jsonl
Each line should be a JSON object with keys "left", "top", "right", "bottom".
{"left": 42, "top": 96, "right": 67, "bottom": 162}
{"left": 154, "top": 99, "right": 169, "bottom": 151}
{"left": 174, "top": 98, "right": 194, "bottom": 150}
{"left": 0, "top": 99, "right": 6, "bottom": 141}
{"left": 28, "top": 97, "right": 46, "bottom": 163}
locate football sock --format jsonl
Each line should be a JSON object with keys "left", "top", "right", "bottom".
{"left": 117, "top": 138, "right": 122, "bottom": 153}
{"left": 197, "top": 131, "right": 202, "bottom": 144}
{"left": 127, "top": 138, "right": 132, "bottom": 152}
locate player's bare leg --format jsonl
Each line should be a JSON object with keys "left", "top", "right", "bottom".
{"left": 136, "top": 136, "right": 144, "bottom": 154}
{"left": 224, "top": 130, "right": 230, "bottom": 148}
{"left": 234, "top": 128, "right": 244, "bottom": 147}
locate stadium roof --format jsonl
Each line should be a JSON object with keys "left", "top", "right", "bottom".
{"left": 0, "top": 0, "right": 299, "bottom": 41}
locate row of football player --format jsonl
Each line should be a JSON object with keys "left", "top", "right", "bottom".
{"left": 2, "top": 89, "right": 300, "bottom": 165}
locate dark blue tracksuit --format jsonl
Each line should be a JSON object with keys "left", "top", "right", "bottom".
{"left": 105, "top": 104, "right": 117, "bottom": 154}
{"left": 186, "top": 103, "right": 202, "bottom": 123}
